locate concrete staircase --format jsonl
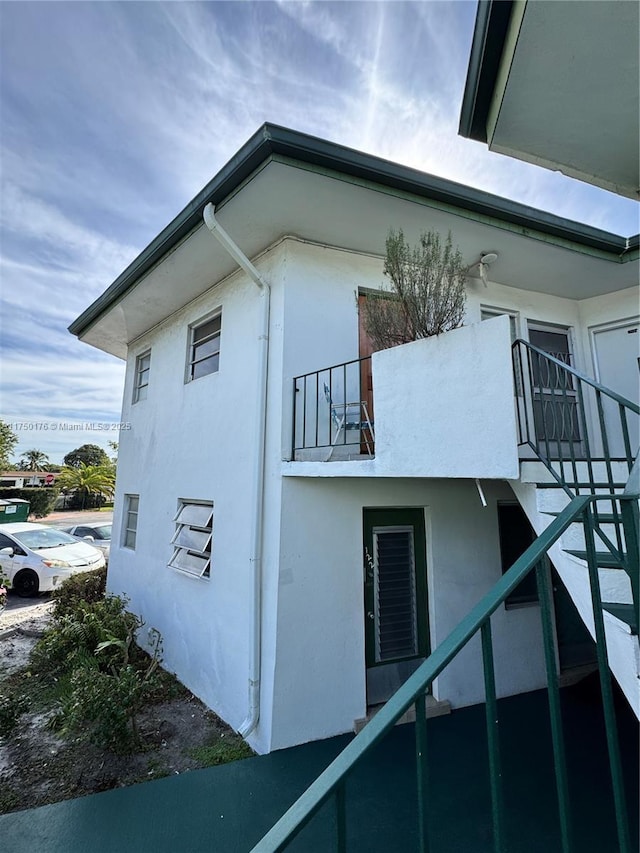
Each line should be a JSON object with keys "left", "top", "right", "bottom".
{"left": 511, "top": 460, "right": 639, "bottom": 717}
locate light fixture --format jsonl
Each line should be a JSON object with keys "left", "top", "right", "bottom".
{"left": 466, "top": 251, "right": 499, "bottom": 286}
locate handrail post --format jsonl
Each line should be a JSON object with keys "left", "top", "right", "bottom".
{"left": 415, "top": 691, "right": 430, "bottom": 853}
{"left": 536, "top": 560, "right": 573, "bottom": 853}
{"left": 291, "top": 377, "right": 297, "bottom": 459}
{"left": 481, "top": 619, "right": 506, "bottom": 853}
{"left": 582, "top": 508, "right": 631, "bottom": 853}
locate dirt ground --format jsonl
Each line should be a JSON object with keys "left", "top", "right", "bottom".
{"left": 0, "top": 610, "right": 249, "bottom": 815}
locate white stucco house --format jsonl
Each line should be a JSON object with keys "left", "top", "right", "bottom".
{"left": 69, "top": 119, "right": 639, "bottom": 755}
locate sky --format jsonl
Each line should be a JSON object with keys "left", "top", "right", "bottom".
{"left": 1, "top": 0, "right": 638, "bottom": 465}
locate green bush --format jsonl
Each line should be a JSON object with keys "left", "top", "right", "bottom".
{"left": 31, "top": 595, "right": 140, "bottom": 676}
{"left": 31, "top": 579, "right": 164, "bottom": 754}
{"left": 52, "top": 567, "right": 107, "bottom": 618}
{"left": 61, "top": 664, "right": 160, "bottom": 753}
{"left": 0, "top": 694, "right": 29, "bottom": 738}
{"left": 0, "top": 487, "right": 58, "bottom": 518}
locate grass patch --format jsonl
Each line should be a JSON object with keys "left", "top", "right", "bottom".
{"left": 0, "top": 782, "right": 20, "bottom": 814}
{"left": 188, "top": 734, "right": 253, "bottom": 767}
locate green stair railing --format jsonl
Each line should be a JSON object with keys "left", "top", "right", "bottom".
{"left": 512, "top": 338, "right": 640, "bottom": 647}
{"left": 252, "top": 494, "right": 638, "bottom": 853}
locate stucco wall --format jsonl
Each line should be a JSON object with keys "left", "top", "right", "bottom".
{"left": 270, "top": 476, "right": 547, "bottom": 750}
{"left": 109, "top": 245, "right": 287, "bottom": 752}
{"left": 108, "top": 234, "right": 638, "bottom": 755}
{"left": 372, "top": 315, "right": 519, "bottom": 478}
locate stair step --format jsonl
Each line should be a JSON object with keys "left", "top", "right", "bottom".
{"left": 535, "top": 483, "right": 626, "bottom": 490}
{"left": 564, "top": 550, "right": 626, "bottom": 569}
{"left": 542, "top": 512, "right": 622, "bottom": 523}
{"left": 602, "top": 603, "right": 638, "bottom": 635}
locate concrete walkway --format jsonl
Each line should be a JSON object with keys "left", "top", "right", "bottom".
{"left": 1, "top": 685, "right": 637, "bottom": 853}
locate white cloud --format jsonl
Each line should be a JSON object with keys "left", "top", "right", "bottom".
{"left": 1, "top": 0, "right": 637, "bottom": 469}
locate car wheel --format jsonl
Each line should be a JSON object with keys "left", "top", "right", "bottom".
{"left": 13, "top": 569, "right": 40, "bottom": 598}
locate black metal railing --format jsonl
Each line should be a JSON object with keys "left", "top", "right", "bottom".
{"left": 512, "top": 339, "right": 639, "bottom": 489}
{"left": 291, "top": 356, "right": 374, "bottom": 458}
{"left": 512, "top": 338, "right": 640, "bottom": 627}
{"left": 251, "top": 494, "right": 639, "bottom": 853}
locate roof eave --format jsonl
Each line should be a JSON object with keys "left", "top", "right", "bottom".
{"left": 69, "top": 121, "right": 632, "bottom": 341}
{"left": 458, "top": 0, "right": 515, "bottom": 143}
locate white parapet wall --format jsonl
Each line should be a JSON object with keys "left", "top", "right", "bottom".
{"left": 372, "top": 315, "right": 519, "bottom": 479}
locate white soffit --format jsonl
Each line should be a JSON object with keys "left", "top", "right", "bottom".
{"left": 80, "top": 160, "right": 638, "bottom": 357}
{"left": 489, "top": 0, "right": 639, "bottom": 199}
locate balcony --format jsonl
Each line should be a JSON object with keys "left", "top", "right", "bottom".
{"left": 287, "top": 315, "right": 519, "bottom": 480}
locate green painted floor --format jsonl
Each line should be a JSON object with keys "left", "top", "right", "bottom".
{"left": 2, "top": 680, "right": 638, "bottom": 853}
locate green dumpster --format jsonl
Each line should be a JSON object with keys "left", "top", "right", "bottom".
{"left": 0, "top": 499, "right": 30, "bottom": 523}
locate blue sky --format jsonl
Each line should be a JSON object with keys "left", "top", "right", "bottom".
{"left": 1, "top": 1, "right": 638, "bottom": 464}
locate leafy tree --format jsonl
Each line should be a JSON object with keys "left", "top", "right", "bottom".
{"left": 20, "top": 449, "right": 50, "bottom": 471}
{"left": 57, "top": 463, "right": 115, "bottom": 510}
{"left": 0, "top": 420, "right": 18, "bottom": 471}
{"left": 63, "top": 444, "right": 110, "bottom": 469}
{"left": 363, "top": 229, "right": 467, "bottom": 350}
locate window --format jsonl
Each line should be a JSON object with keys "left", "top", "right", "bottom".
{"left": 188, "top": 315, "right": 221, "bottom": 381}
{"left": 497, "top": 503, "right": 541, "bottom": 607}
{"left": 480, "top": 307, "right": 518, "bottom": 342}
{"left": 169, "top": 500, "right": 213, "bottom": 578}
{"left": 123, "top": 495, "right": 139, "bottom": 549}
{"left": 133, "top": 351, "right": 151, "bottom": 403}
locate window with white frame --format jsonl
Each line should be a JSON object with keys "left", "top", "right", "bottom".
{"left": 123, "top": 495, "right": 139, "bottom": 549}
{"left": 188, "top": 314, "right": 221, "bottom": 381}
{"left": 133, "top": 350, "right": 151, "bottom": 403}
{"left": 169, "top": 500, "right": 213, "bottom": 578}
{"left": 480, "top": 306, "right": 519, "bottom": 342}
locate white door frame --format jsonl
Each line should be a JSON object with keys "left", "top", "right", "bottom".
{"left": 589, "top": 316, "right": 640, "bottom": 385}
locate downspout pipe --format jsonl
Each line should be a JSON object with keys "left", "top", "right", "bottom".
{"left": 203, "top": 203, "right": 270, "bottom": 738}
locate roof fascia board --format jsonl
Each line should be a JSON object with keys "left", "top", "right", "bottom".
{"left": 485, "top": 0, "right": 527, "bottom": 145}
{"left": 459, "top": 0, "right": 515, "bottom": 142}
{"left": 70, "top": 122, "right": 631, "bottom": 339}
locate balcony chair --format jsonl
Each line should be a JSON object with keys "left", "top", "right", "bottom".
{"left": 323, "top": 383, "right": 375, "bottom": 456}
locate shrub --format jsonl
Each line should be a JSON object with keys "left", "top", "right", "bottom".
{"left": 52, "top": 567, "right": 107, "bottom": 618}
{"left": 31, "top": 595, "right": 140, "bottom": 676}
{"left": 0, "top": 488, "right": 58, "bottom": 518}
{"left": 61, "top": 663, "right": 160, "bottom": 753}
{"left": 0, "top": 694, "right": 29, "bottom": 738}
{"left": 363, "top": 228, "right": 466, "bottom": 350}
{"left": 32, "top": 578, "right": 164, "bottom": 753}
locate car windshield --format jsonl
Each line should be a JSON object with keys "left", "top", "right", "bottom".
{"left": 15, "top": 528, "right": 80, "bottom": 550}
{"left": 93, "top": 525, "right": 112, "bottom": 540}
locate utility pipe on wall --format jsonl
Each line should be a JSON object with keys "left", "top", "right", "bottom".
{"left": 203, "top": 203, "right": 270, "bottom": 738}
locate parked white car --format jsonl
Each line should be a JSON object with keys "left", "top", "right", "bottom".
{"left": 61, "top": 523, "right": 111, "bottom": 563}
{"left": 0, "top": 522, "right": 105, "bottom": 597}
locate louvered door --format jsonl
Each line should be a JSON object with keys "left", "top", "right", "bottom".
{"left": 364, "top": 508, "right": 429, "bottom": 705}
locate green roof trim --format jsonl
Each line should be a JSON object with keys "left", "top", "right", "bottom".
{"left": 459, "top": 0, "right": 515, "bottom": 143}
{"left": 69, "top": 122, "right": 636, "bottom": 339}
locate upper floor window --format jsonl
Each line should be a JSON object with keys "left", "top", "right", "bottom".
{"left": 133, "top": 351, "right": 151, "bottom": 403}
{"left": 188, "top": 314, "right": 221, "bottom": 381}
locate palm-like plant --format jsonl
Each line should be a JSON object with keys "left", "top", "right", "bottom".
{"left": 20, "top": 449, "right": 50, "bottom": 471}
{"left": 57, "top": 463, "right": 116, "bottom": 510}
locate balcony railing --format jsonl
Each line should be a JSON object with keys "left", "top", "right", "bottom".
{"left": 292, "top": 356, "right": 374, "bottom": 459}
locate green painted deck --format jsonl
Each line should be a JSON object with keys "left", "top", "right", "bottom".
{"left": 2, "top": 681, "right": 637, "bottom": 853}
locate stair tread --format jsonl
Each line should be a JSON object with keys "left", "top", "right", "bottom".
{"left": 602, "top": 603, "right": 638, "bottom": 635}
{"left": 564, "top": 550, "right": 626, "bottom": 568}
{"left": 542, "top": 512, "right": 622, "bottom": 523}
